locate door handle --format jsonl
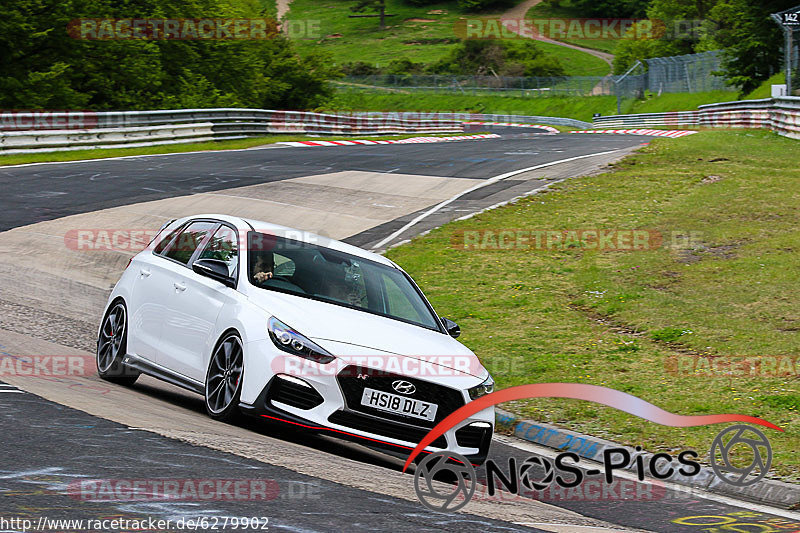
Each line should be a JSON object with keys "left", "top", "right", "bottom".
{"left": 140, "top": 268, "right": 151, "bottom": 277}
{"left": 174, "top": 282, "right": 187, "bottom": 292}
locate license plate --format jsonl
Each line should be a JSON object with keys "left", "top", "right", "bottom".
{"left": 360, "top": 387, "right": 438, "bottom": 422}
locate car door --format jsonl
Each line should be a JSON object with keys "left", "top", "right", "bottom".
{"left": 159, "top": 223, "right": 240, "bottom": 382}
{"left": 126, "top": 222, "right": 187, "bottom": 362}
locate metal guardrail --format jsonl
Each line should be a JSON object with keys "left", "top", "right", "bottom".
{"left": 0, "top": 109, "right": 465, "bottom": 153}
{"left": 593, "top": 97, "right": 800, "bottom": 140}
{"left": 592, "top": 111, "right": 701, "bottom": 128}
{"left": 0, "top": 123, "right": 217, "bottom": 153}
{"left": 354, "top": 111, "right": 591, "bottom": 129}
{"left": 0, "top": 108, "right": 592, "bottom": 153}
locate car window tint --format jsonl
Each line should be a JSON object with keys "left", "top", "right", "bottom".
{"left": 197, "top": 225, "right": 239, "bottom": 277}
{"left": 381, "top": 273, "right": 424, "bottom": 324}
{"left": 163, "top": 221, "right": 216, "bottom": 265}
{"left": 247, "top": 232, "right": 439, "bottom": 330}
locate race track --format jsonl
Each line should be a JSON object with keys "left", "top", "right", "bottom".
{"left": 2, "top": 129, "right": 796, "bottom": 532}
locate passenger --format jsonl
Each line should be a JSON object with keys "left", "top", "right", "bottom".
{"left": 252, "top": 252, "right": 274, "bottom": 283}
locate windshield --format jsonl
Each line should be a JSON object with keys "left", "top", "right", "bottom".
{"left": 247, "top": 232, "right": 441, "bottom": 331}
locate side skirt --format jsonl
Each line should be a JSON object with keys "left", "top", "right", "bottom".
{"left": 123, "top": 354, "right": 205, "bottom": 395}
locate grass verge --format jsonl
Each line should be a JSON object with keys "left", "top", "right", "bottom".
{"left": 328, "top": 90, "right": 739, "bottom": 122}
{"left": 0, "top": 132, "right": 473, "bottom": 167}
{"left": 386, "top": 130, "right": 799, "bottom": 479}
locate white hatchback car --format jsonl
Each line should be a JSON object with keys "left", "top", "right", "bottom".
{"left": 97, "top": 214, "right": 494, "bottom": 463}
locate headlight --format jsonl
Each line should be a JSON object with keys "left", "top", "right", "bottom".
{"left": 468, "top": 374, "right": 494, "bottom": 400}
{"left": 268, "top": 317, "right": 335, "bottom": 364}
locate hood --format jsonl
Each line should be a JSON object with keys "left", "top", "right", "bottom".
{"left": 247, "top": 289, "right": 486, "bottom": 379}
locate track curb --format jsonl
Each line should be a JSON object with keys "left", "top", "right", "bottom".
{"left": 495, "top": 408, "right": 800, "bottom": 510}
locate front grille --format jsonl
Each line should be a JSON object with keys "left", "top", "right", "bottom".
{"left": 336, "top": 365, "right": 465, "bottom": 428}
{"left": 267, "top": 376, "right": 324, "bottom": 410}
{"left": 455, "top": 424, "right": 492, "bottom": 449}
{"left": 328, "top": 410, "right": 448, "bottom": 448}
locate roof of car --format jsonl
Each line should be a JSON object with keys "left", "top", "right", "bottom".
{"left": 180, "top": 214, "right": 397, "bottom": 268}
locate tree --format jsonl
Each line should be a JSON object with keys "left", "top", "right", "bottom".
{"left": 456, "top": 0, "right": 516, "bottom": 12}
{"left": 561, "top": 0, "right": 650, "bottom": 18}
{"left": 704, "top": 0, "right": 797, "bottom": 93}
{"left": 0, "top": 0, "right": 339, "bottom": 110}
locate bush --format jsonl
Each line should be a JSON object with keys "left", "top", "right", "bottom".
{"left": 430, "top": 40, "right": 566, "bottom": 77}
{"left": 341, "top": 61, "right": 382, "bottom": 76}
{"left": 458, "top": 0, "right": 516, "bottom": 11}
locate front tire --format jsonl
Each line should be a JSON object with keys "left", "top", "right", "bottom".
{"left": 205, "top": 332, "right": 244, "bottom": 421}
{"left": 97, "top": 301, "right": 140, "bottom": 386}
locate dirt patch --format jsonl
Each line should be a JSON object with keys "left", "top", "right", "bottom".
{"left": 701, "top": 174, "right": 723, "bottom": 184}
{"left": 405, "top": 18, "right": 435, "bottom": 22}
{"left": 326, "top": 33, "right": 343, "bottom": 38}
{"left": 675, "top": 242, "right": 741, "bottom": 264}
{"left": 569, "top": 302, "right": 704, "bottom": 356}
{"left": 427, "top": 10, "right": 447, "bottom": 15}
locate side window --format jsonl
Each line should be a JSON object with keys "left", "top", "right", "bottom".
{"left": 163, "top": 221, "right": 216, "bottom": 265}
{"left": 381, "top": 273, "right": 425, "bottom": 324}
{"left": 153, "top": 224, "right": 185, "bottom": 254}
{"left": 197, "top": 225, "right": 239, "bottom": 277}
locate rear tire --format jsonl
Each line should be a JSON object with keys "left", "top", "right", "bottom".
{"left": 97, "top": 300, "right": 140, "bottom": 386}
{"left": 204, "top": 332, "right": 244, "bottom": 422}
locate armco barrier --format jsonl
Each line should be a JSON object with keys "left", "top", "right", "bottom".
{"left": 592, "top": 111, "right": 701, "bottom": 128}
{"left": 0, "top": 123, "right": 216, "bottom": 153}
{"left": 353, "top": 111, "right": 591, "bottom": 129}
{"left": 0, "top": 110, "right": 466, "bottom": 153}
{"left": 593, "top": 97, "right": 800, "bottom": 140}
{"left": 0, "top": 108, "right": 592, "bottom": 153}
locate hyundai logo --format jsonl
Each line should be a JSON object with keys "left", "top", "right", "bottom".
{"left": 391, "top": 380, "right": 416, "bottom": 395}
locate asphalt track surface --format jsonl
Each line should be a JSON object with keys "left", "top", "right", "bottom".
{"left": 0, "top": 131, "right": 644, "bottom": 232}
{"left": 2, "top": 129, "right": 798, "bottom": 532}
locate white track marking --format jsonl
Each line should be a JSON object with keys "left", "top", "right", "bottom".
{"left": 371, "top": 149, "right": 623, "bottom": 250}
{"left": 0, "top": 144, "right": 287, "bottom": 169}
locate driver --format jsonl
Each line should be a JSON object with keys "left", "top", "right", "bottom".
{"left": 252, "top": 252, "right": 274, "bottom": 283}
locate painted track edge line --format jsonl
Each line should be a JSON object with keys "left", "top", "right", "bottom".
{"left": 371, "top": 149, "right": 624, "bottom": 250}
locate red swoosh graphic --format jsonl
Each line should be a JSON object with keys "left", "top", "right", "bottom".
{"left": 402, "top": 383, "right": 782, "bottom": 472}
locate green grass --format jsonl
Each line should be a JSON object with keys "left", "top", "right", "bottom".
{"left": 525, "top": 1, "right": 618, "bottom": 54}
{"left": 329, "top": 92, "right": 619, "bottom": 122}
{"left": 327, "top": 89, "right": 739, "bottom": 122}
{"left": 285, "top": 0, "right": 609, "bottom": 76}
{"left": 385, "top": 130, "right": 800, "bottom": 479}
{"left": 744, "top": 73, "right": 786, "bottom": 100}
{"left": 0, "top": 132, "right": 472, "bottom": 167}
{"left": 627, "top": 91, "right": 738, "bottom": 114}
{"left": 529, "top": 40, "right": 610, "bottom": 76}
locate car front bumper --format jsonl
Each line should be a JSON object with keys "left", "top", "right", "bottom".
{"left": 239, "top": 372, "right": 494, "bottom": 465}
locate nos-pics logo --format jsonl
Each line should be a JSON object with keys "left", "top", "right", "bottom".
{"left": 413, "top": 424, "right": 772, "bottom": 512}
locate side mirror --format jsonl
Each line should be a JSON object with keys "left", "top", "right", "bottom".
{"left": 440, "top": 317, "right": 461, "bottom": 338}
{"left": 192, "top": 258, "right": 236, "bottom": 288}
